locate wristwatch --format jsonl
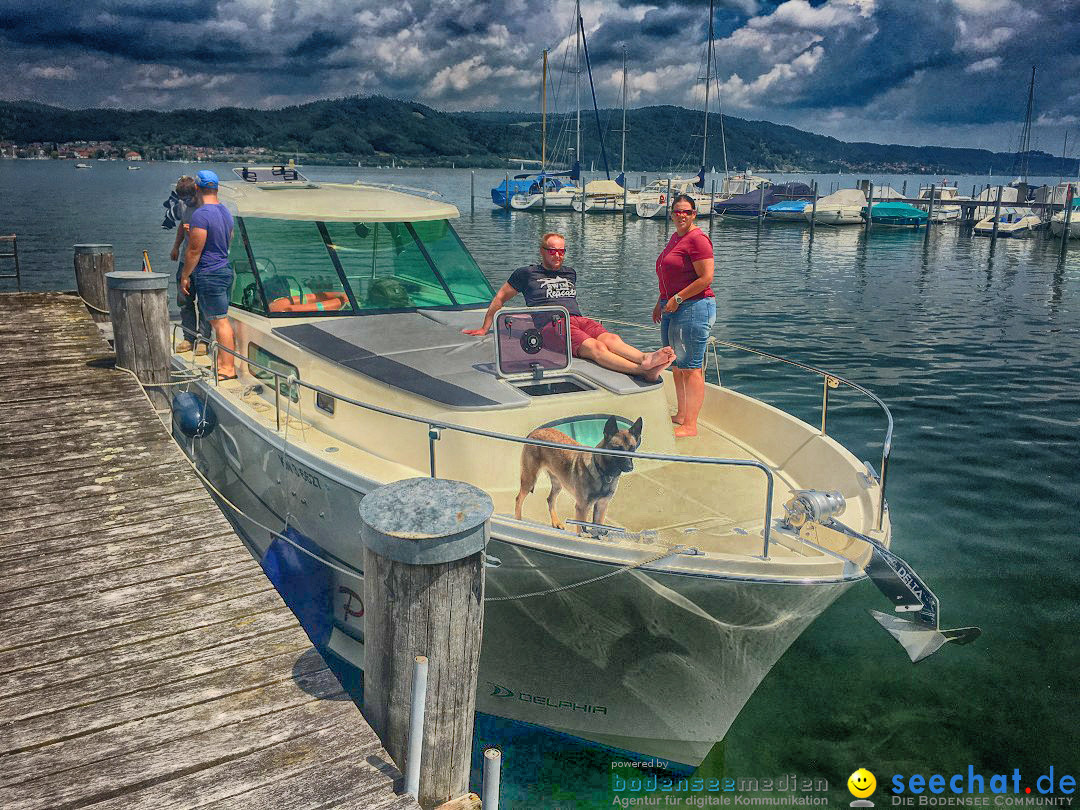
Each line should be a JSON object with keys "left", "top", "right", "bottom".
{"left": 673, "top": 294, "right": 684, "bottom": 305}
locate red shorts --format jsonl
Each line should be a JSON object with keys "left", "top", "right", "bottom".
{"left": 568, "top": 315, "right": 608, "bottom": 354}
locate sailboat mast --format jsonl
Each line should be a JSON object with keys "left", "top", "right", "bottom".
{"left": 702, "top": 0, "right": 714, "bottom": 169}
{"left": 541, "top": 49, "right": 548, "bottom": 173}
{"left": 620, "top": 47, "right": 628, "bottom": 175}
{"left": 575, "top": 0, "right": 582, "bottom": 169}
{"left": 1019, "top": 65, "right": 1035, "bottom": 184}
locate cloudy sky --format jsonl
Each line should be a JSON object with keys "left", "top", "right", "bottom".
{"left": 2, "top": 0, "right": 1079, "bottom": 150}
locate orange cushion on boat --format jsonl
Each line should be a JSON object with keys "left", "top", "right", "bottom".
{"left": 268, "top": 291, "right": 347, "bottom": 313}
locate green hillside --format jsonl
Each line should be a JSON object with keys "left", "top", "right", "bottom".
{"left": 1, "top": 95, "right": 1074, "bottom": 176}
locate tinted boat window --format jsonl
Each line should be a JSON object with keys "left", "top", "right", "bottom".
{"left": 325, "top": 221, "right": 453, "bottom": 310}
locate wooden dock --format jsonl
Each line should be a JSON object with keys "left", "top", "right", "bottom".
{"left": 0, "top": 292, "right": 421, "bottom": 810}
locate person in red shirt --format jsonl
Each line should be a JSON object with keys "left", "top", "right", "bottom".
{"left": 652, "top": 195, "right": 716, "bottom": 437}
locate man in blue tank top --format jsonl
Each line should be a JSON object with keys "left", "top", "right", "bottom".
{"left": 180, "top": 170, "right": 236, "bottom": 379}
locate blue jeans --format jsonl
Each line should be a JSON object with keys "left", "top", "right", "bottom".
{"left": 660, "top": 297, "right": 716, "bottom": 369}
{"left": 192, "top": 271, "right": 234, "bottom": 321}
{"left": 176, "top": 264, "right": 211, "bottom": 341}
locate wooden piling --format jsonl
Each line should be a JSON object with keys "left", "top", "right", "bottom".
{"left": 503, "top": 172, "right": 510, "bottom": 211}
{"left": 361, "top": 478, "right": 491, "bottom": 810}
{"left": 809, "top": 180, "right": 817, "bottom": 238}
{"left": 470, "top": 172, "right": 475, "bottom": 214}
{"left": 74, "top": 243, "right": 114, "bottom": 323}
{"left": 709, "top": 179, "right": 716, "bottom": 219}
{"left": 925, "top": 184, "right": 936, "bottom": 234}
{"left": 1061, "top": 184, "right": 1074, "bottom": 250}
{"left": 991, "top": 184, "right": 1004, "bottom": 243}
{"left": 106, "top": 271, "right": 171, "bottom": 411}
{"left": 757, "top": 184, "right": 765, "bottom": 218}
{"left": 865, "top": 182, "right": 875, "bottom": 231}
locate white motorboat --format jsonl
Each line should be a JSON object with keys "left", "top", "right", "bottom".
{"left": 1048, "top": 198, "right": 1080, "bottom": 238}
{"left": 170, "top": 167, "right": 978, "bottom": 766}
{"left": 572, "top": 179, "right": 633, "bottom": 213}
{"left": 973, "top": 206, "right": 1041, "bottom": 236}
{"left": 974, "top": 185, "right": 1019, "bottom": 219}
{"left": 804, "top": 188, "right": 866, "bottom": 225}
{"left": 75, "top": 162, "right": 91, "bottom": 169}
{"left": 634, "top": 175, "right": 710, "bottom": 218}
{"left": 917, "top": 183, "right": 963, "bottom": 223}
{"left": 508, "top": 179, "right": 580, "bottom": 211}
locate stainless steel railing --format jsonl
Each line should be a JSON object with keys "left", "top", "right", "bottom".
{"left": 599, "top": 318, "right": 893, "bottom": 531}
{"left": 170, "top": 325, "right": 780, "bottom": 558}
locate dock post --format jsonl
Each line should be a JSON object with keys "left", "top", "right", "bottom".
{"left": 470, "top": 172, "right": 475, "bottom": 215}
{"left": 74, "top": 244, "right": 114, "bottom": 323}
{"left": 361, "top": 478, "right": 491, "bottom": 810}
{"left": 902, "top": 180, "right": 907, "bottom": 198}
{"left": 925, "top": 184, "right": 936, "bottom": 235}
{"left": 809, "top": 180, "right": 817, "bottom": 238}
{"left": 665, "top": 177, "right": 672, "bottom": 233}
{"left": 482, "top": 748, "right": 502, "bottom": 810}
{"left": 504, "top": 172, "right": 510, "bottom": 211}
{"left": 709, "top": 179, "right": 716, "bottom": 219}
{"left": 991, "top": 184, "right": 1004, "bottom": 243}
{"left": 105, "top": 271, "right": 171, "bottom": 410}
{"left": 758, "top": 184, "right": 765, "bottom": 218}
{"left": 865, "top": 182, "right": 874, "bottom": 231}
{"left": 1061, "top": 185, "right": 1074, "bottom": 251}
{"left": 622, "top": 181, "right": 627, "bottom": 220}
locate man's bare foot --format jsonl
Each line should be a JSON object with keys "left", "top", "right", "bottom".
{"left": 674, "top": 424, "right": 698, "bottom": 437}
{"left": 670, "top": 414, "right": 684, "bottom": 424}
{"left": 640, "top": 347, "right": 675, "bottom": 370}
{"left": 640, "top": 352, "right": 675, "bottom": 382}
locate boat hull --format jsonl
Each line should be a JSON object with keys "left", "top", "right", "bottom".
{"left": 1049, "top": 218, "right": 1080, "bottom": 238}
{"left": 178, "top": 380, "right": 854, "bottom": 766}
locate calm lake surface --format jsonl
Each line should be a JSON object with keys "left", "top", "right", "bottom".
{"left": 2, "top": 160, "right": 1077, "bottom": 808}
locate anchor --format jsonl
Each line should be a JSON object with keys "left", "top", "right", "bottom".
{"left": 783, "top": 490, "right": 981, "bottom": 663}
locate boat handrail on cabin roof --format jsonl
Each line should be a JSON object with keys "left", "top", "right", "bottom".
{"left": 219, "top": 180, "right": 460, "bottom": 222}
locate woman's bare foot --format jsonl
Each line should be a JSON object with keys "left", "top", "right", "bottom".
{"left": 670, "top": 414, "right": 684, "bottom": 424}
{"left": 674, "top": 424, "right": 698, "bottom": 437}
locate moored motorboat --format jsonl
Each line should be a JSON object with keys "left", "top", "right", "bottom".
{"left": 973, "top": 206, "right": 1041, "bottom": 236}
{"left": 170, "top": 166, "right": 977, "bottom": 766}
{"left": 1049, "top": 198, "right": 1080, "bottom": 238}
{"left": 765, "top": 199, "right": 812, "bottom": 221}
{"left": 917, "top": 183, "right": 963, "bottom": 222}
{"left": 804, "top": 188, "right": 866, "bottom": 225}
{"left": 862, "top": 201, "right": 927, "bottom": 228}
{"left": 713, "top": 182, "right": 813, "bottom": 219}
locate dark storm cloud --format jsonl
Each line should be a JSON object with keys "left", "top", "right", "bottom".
{"left": 1, "top": 0, "right": 1079, "bottom": 147}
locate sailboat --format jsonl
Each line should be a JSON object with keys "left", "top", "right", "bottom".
{"left": 1007, "top": 66, "right": 1037, "bottom": 202}
{"left": 637, "top": 0, "right": 757, "bottom": 218}
{"left": 503, "top": 14, "right": 589, "bottom": 211}
{"left": 575, "top": 48, "right": 633, "bottom": 213}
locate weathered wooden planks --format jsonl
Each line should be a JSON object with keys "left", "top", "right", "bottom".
{"left": 0, "top": 293, "right": 420, "bottom": 810}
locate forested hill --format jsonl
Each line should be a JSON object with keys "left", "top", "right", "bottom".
{"left": 1, "top": 95, "right": 1075, "bottom": 176}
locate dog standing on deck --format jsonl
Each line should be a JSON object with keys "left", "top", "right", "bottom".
{"left": 515, "top": 416, "right": 643, "bottom": 531}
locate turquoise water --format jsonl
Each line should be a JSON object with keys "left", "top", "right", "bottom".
{"left": 2, "top": 161, "right": 1076, "bottom": 808}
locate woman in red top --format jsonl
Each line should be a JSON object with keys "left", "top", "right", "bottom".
{"left": 652, "top": 195, "right": 716, "bottom": 437}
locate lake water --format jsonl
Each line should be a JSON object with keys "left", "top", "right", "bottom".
{"left": 2, "top": 160, "right": 1077, "bottom": 808}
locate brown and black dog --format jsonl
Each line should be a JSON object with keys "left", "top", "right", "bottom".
{"left": 515, "top": 416, "right": 643, "bottom": 532}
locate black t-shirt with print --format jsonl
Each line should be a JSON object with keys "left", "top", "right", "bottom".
{"left": 506, "top": 263, "right": 582, "bottom": 316}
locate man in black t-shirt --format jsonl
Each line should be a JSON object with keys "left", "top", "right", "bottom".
{"left": 463, "top": 232, "right": 674, "bottom": 380}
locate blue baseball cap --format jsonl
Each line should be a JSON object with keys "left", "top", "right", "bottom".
{"left": 195, "top": 170, "right": 219, "bottom": 189}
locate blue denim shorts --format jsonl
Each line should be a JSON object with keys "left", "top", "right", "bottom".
{"left": 660, "top": 297, "right": 716, "bottom": 369}
{"left": 192, "top": 272, "right": 233, "bottom": 320}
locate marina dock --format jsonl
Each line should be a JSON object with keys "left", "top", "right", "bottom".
{"left": 0, "top": 292, "right": 421, "bottom": 810}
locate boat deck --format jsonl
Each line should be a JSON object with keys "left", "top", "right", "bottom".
{"left": 0, "top": 292, "right": 420, "bottom": 810}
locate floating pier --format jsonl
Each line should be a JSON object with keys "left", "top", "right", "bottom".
{"left": 0, "top": 292, "right": 421, "bottom": 810}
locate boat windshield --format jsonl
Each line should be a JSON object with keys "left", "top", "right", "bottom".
{"left": 229, "top": 217, "right": 494, "bottom": 316}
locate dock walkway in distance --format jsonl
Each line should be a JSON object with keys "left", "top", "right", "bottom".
{"left": 0, "top": 292, "right": 421, "bottom": 810}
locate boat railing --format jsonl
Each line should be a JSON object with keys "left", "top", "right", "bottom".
{"left": 599, "top": 318, "right": 892, "bottom": 531}
{"left": 174, "top": 326, "right": 781, "bottom": 559}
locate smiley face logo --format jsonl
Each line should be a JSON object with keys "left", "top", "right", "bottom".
{"left": 848, "top": 768, "right": 877, "bottom": 798}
